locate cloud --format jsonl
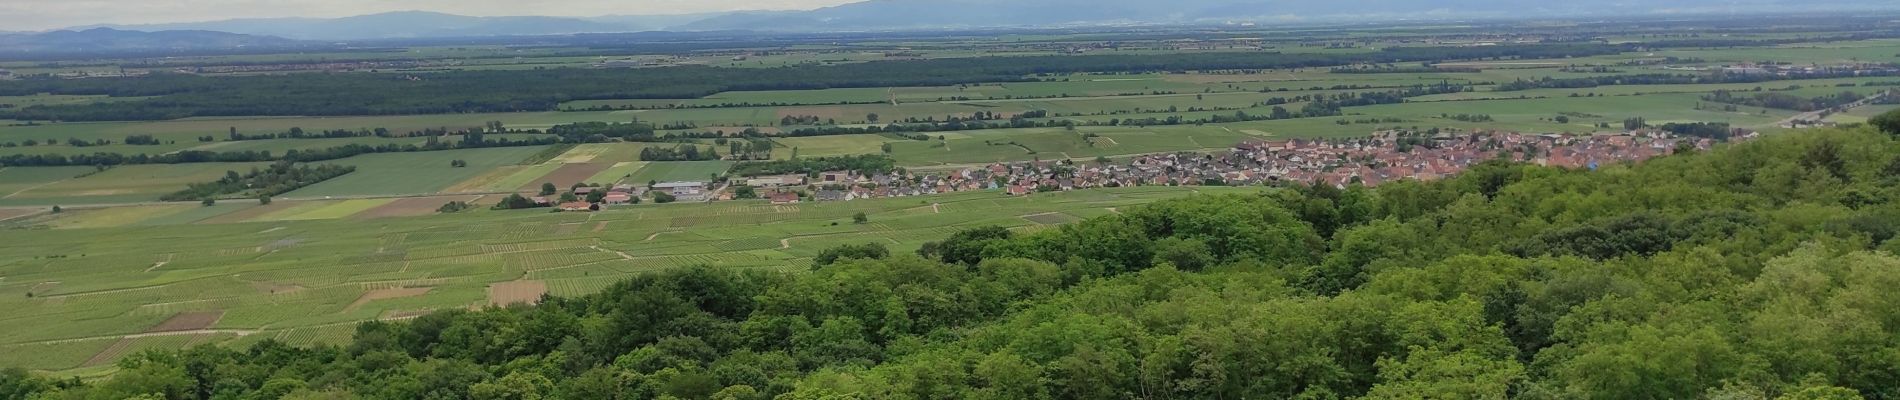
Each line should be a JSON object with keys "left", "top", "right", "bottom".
{"left": 0, "top": 0, "right": 857, "bottom": 31}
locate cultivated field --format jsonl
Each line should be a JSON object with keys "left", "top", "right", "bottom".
{"left": 0, "top": 186, "right": 1257, "bottom": 373}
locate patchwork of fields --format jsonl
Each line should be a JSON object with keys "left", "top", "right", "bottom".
{"left": 0, "top": 186, "right": 1257, "bottom": 372}
{"left": 2, "top": 34, "right": 1898, "bottom": 378}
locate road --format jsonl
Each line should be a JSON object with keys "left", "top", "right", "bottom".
{"left": 1777, "top": 89, "right": 1893, "bottom": 128}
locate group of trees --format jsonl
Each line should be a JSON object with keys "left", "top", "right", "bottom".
{"left": 723, "top": 139, "right": 775, "bottom": 161}
{"left": 0, "top": 44, "right": 1621, "bottom": 121}
{"left": 0, "top": 133, "right": 559, "bottom": 168}
{"left": 16, "top": 123, "right": 1900, "bottom": 399}
{"left": 639, "top": 145, "right": 720, "bottom": 161}
{"left": 728, "top": 154, "right": 896, "bottom": 177}
{"left": 1702, "top": 89, "right": 1868, "bottom": 112}
{"left": 763, "top": 82, "right": 1468, "bottom": 138}
{"left": 223, "top": 126, "right": 395, "bottom": 141}
{"left": 1497, "top": 69, "right": 1900, "bottom": 92}
{"left": 158, "top": 161, "right": 355, "bottom": 201}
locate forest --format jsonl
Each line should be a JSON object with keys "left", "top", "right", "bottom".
{"left": 6, "top": 124, "right": 1900, "bottom": 399}
{"left": 0, "top": 44, "right": 1615, "bottom": 121}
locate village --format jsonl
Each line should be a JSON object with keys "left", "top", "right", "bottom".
{"left": 541, "top": 129, "right": 1754, "bottom": 211}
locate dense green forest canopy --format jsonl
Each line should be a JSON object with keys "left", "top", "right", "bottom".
{"left": 10, "top": 125, "right": 1900, "bottom": 399}
{"left": 0, "top": 44, "right": 1617, "bottom": 121}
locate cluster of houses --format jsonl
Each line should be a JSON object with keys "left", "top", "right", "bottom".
{"left": 537, "top": 179, "right": 727, "bottom": 210}
{"left": 732, "top": 130, "right": 1753, "bottom": 204}
{"left": 1214, "top": 130, "right": 1750, "bottom": 188}
{"left": 1712, "top": 62, "right": 1900, "bottom": 78}
{"left": 545, "top": 130, "right": 1751, "bottom": 211}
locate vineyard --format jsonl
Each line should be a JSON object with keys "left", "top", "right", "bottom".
{"left": 0, "top": 186, "right": 1259, "bottom": 374}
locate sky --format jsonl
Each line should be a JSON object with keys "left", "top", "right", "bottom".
{"left": 0, "top": 0, "right": 860, "bottom": 31}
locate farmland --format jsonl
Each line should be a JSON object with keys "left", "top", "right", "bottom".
{"left": 4, "top": 14, "right": 1900, "bottom": 381}
{"left": 0, "top": 186, "right": 1255, "bottom": 372}
{"left": 283, "top": 146, "right": 549, "bottom": 198}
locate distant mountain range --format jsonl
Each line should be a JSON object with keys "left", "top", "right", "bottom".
{"left": 675, "top": 0, "right": 1900, "bottom": 31}
{"left": 32, "top": 0, "right": 1900, "bottom": 42}
{"left": 14, "top": 0, "right": 1900, "bottom": 45}
{"left": 71, "top": 11, "right": 734, "bottom": 41}
{"left": 0, "top": 28, "right": 301, "bottom": 54}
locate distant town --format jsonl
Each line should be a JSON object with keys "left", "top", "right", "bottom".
{"left": 541, "top": 129, "right": 1754, "bottom": 211}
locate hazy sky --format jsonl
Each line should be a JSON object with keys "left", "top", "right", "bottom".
{"left": 0, "top": 0, "right": 859, "bottom": 31}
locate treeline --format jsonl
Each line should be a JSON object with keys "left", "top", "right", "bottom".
{"left": 1495, "top": 68, "right": 1900, "bottom": 91}
{"left": 729, "top": 154, "right": 896, "bottom": 177}
{"left": 13, "top": 125, "right": 1900, "bottom": 399}
{"left": 0, "top": 134, "right": 558, "bottom": 167}
{"left": 638, "top": 145, "right": 719, "bottom": 161}
{"left": 1330, "top": 65, "right": 1481, "bottom": 74}
{"left": 223, "top": 126, "right": 394, "bottom": 141}
{"left": 770, "top": 83, "right": 1470, "bottom": 136}
{"left": 1656, "top": 121, "right": 1736, "bottom": 140}
{"left": 160, "top": 161, "right": 355, "bottom": 201}
{"left": 0, "top": 44, "right": 1619, "bottom": 121}
{"left": 1702, "top": 89, "right": 1868, "bottom": 112}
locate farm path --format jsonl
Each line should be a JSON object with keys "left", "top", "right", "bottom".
{"left": 23, "top": 329, "right": 262, "bottom": 346}
{"left": 591, "top": 245, "right": 634, "bottom": 260}
{"left": 2, "top": 177, "right": 70, "bottom": 199}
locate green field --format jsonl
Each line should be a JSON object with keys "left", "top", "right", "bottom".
{"left": 286, "top": 146, "right": 551, "bottom": 198}
{"left": 774, "top": 135, "right": 898, "bottom": 157}
{"left": 0, "top": 166, "right": 95, "bottom": 198}
{"left": 587, "top": 162, "right": 649, "bottom": 184}
{"left": 0, "top": 162, "right": 270, "bottom": 206}
{"left": 9, "top": 24, "right": 1900, "bottom": 380}
{"left": 625, "top": 161, "right": 733, "bottom": 183}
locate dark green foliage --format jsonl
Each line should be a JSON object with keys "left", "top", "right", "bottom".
{"left": 811, "top": 243, "right": 890, "bottom": 268}
{"left": 491, "top": 194, "right": 544, "bottom": 210}
{"left": 1873, "top": 108, "right": 1900, "bottom": 136}
{"left": 729, "top": 154, "right": 895, "bottom": 177}
{"left": 1508, "top": 211, "right": 1681, "bottom": 260}
{"left": 437, "top": 201, "right": 471, "bottom": 213}
{"left": 640, "top": 145, "right": 718, "bottom": 161}
{"left": 917, "top": 225, "right": 1013, "bottom": 265}
{"left": 1658, "top": 122, "right": 1734, "bottom": 139}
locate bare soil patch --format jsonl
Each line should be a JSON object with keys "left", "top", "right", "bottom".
{"left": 488, "top": 280, "right": 548, "bottom": 306}
{"left": 356, "top": 195, "right": 481, "bottom": 219}
{"left": 0, "top": 208, "right": 37, "bottom": 221}
{"left": 146, "top": 311, "right": 224, "bottom": 333}
{"left": 516, "top": 163, "right": 612, "bottom": 191}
